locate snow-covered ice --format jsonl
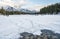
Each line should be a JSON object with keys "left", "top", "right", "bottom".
{"left": 0, "top": 15, "right": 60, "bottom": 39}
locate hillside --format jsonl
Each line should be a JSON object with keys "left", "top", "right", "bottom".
{"left": 40, "top": 3, "right": 60, "bottom": 14}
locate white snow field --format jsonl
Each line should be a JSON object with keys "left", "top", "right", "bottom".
{"left": 0, "top": 15, "right": 60, "bottom": 39}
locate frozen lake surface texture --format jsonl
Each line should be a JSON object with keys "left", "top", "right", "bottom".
{"left": 0, "top": 15, "right": 60, "bottom": 39}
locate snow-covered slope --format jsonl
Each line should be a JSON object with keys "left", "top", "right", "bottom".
{"left": 0, "top": 15, "right": 60, "bottom": 39}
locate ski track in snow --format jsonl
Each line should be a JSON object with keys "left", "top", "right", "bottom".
{"left": 0, "top": 15, "right": 60, "bottom": 39}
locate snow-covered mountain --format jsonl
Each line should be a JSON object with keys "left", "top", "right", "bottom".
{"left": 0, "top": 5, "right": 36, "bottom": 13}
{"left": 0, "top": 5, "right": 17, "bottom": 11}
{"left": 20, "top": 9, "right": 36, "bottom": 13}
{"left": 6, "top": 6, "right": 17, "bottom": 11}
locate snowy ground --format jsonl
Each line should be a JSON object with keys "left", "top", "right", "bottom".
{"left": 0, "top": 15, "right": 60, "bottom": 39}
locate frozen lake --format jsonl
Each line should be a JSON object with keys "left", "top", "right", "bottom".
{"left": 0, "top": 15, "right": 60, "bottom": 39}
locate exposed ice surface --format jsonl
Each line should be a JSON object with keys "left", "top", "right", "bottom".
{"left": 0, "top": 15, "right": 60, "bottom": 39}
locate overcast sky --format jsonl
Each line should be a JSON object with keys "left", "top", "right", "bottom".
{"left": 0, "top": 0, "right": 60, "bottom": 11}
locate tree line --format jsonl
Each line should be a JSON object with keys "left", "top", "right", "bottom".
{"left": 40, "top": 3, "right": 60, "bottom": 14}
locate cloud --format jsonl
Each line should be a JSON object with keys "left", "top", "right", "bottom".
{"left": 13, "top": 0, "right": 28, "bottom": 8}
{"left": 0, "top": 0, "right": 14, "bottom": 7}
{"left": 0, "top": 0, "right": 28, "bottom": 8}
